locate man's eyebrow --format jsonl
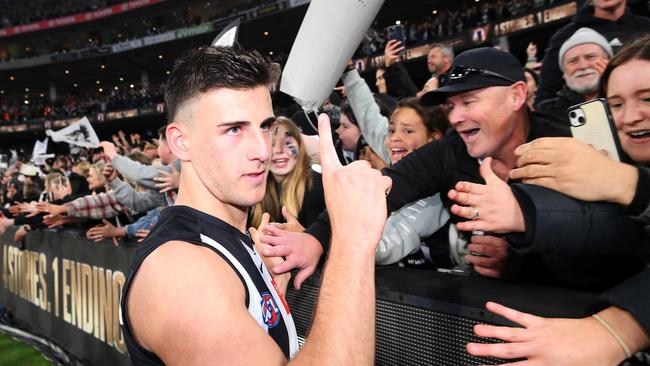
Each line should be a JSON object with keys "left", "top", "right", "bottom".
{"left": 217, "top": 121, "right": 250, "bottom": 127}
{"left": 261, "top": 116, "right": 276, "bottom": 128}
{"left": 608, "top": 89, "right": 650, "bottom": 100}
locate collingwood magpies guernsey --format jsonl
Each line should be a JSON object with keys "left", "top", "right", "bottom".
{"left": 119, "top": 205, "right": 299, "bottom": 365}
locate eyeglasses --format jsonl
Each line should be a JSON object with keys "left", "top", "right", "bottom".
{"left": 439, "top": 65, "right": 516, "bottom": 87}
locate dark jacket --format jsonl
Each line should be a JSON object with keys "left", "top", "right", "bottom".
{"left": 535, "top": 4, "right": 650, "bottom": 105}
{"left": 535, "top": 86, "right": 586, "bottom": 122}
{"left": 600, "top": 268, "right": 650, "bottom": 335}
{"left": 383, "top": 62, "right": 419, "bottom": 99}
{"left": 297, "top": 170, "right": 325, "bottom": 229}
{"left": 306, "top": 110, "right": 644, "bottom": 291}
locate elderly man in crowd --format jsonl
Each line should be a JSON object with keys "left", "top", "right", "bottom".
{"left": 537, "top": 27, "right": 613, "bottom": 118}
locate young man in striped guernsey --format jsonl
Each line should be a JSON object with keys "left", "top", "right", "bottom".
{"left": 120, "top": 46, "right": 391, "bottom": 365}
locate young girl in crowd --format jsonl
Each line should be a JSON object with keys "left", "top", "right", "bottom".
{"left": 334, "top": 102, "right": 363, "bottom": 165}
{"left": 341, "top": 66, "right": 451, "bottom": 266}
{"left": 250, "top": 117, "right": 325, "bottom": 230}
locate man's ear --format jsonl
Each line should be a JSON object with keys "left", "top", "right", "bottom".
{"left": 509, "top": 81, "right": 528, "bottom": 111}
{"left": 166, "top": 122, "right": 190, "bottom": 161}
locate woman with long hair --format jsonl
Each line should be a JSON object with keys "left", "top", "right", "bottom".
{"left": 250, "top": 117, "right": 324, "bottom": 230}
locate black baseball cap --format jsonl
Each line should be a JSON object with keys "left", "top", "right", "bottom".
{"left": 421, "top": 47, "right": 526, "bottom": 106}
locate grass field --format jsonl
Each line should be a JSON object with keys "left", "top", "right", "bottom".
{"left": 0, "top": 331, "right": 52, "bottom": 366}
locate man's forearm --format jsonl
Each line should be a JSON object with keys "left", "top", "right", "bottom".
{"left": 292, "top": 238, "right": 376, "bottom": 365}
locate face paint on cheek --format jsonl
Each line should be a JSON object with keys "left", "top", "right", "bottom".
{"left": 287, "top": 145, "right": 298, "bottom": 159}
{"left": 273, "top": 127, "right": 280, "bottom": 136}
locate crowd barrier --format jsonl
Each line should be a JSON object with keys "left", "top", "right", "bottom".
{"left": 0, "top": 228, "right": 601, "bottom": 365}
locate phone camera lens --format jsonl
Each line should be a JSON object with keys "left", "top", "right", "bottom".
{"left": 578, "top": 116, "right": 585, "bottom": 124}
{"left": 570, "top": 111, "right": 576, "bottom": 118}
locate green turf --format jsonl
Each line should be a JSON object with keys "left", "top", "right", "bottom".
{"left": 0, "top": 331, "right": 52, "bottom": 366}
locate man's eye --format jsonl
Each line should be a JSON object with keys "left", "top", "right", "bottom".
{"left": 226, "top": 126, "right": 241, "bottom": 135}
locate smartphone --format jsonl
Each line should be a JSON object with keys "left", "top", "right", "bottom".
{"left": 568, "top": 99, "right": 622, "bottom": 162}
{"left": 386, "top": 24, "right": 405, "bottom": 45}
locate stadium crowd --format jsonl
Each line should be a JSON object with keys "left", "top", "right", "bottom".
{"left": 1, "top": 0, "right": 561, "bottom": 62}
{"left": 1, "top": 83, "right": 165, "bottom": 124}
{"left": 0, "top": 0, "right": 649, "bottom": 364}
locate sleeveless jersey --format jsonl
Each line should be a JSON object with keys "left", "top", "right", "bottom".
{"left": 119, "top": 205, "right": 299, "bottom": 365}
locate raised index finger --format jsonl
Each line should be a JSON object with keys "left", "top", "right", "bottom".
{"left": 318, "top": 113, "right": 341, "bottom": 174}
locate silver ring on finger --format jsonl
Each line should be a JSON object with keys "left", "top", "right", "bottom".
{"left": 471, "top": 207, "right": 479, "bottom": 221}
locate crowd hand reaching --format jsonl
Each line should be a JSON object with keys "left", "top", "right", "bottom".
{"left": 417, "top": 77, "right": 439, "bottom": 97}
{"left": 102, "top": 162, "right": 118, "bottom": 183}
{"left": 43, "top": 214, "right": 72, "bottom": 229}
{"left": 100, "top": 141, "right": 118, "bottom": 161}
{"left": 135, "top": 229, "right": 150, "bottom": 243}
{"left": 260, "top": 226, "right": 323, "bottom": 290}
{"left": 8, "top": 204, "right": 22, "bottom": 216}
{"left": 14, "top": 226, "right": 29, "bottom": 243}
{"left": 17, "top": 202, "right": 39, "bottom": 217}
{"left": 129, "top": 133, "right": 141, "bottom": 146}
{"left": 384, "top": 39, "right": 405, "bottom": 68}
{"left": 250, "top": 213, "right": 290, "bottom": 294}
{"left": 153, "top": 165, "right": 180, "bottom": 193}
{"left": 449, "top": 157, "right": 525, "bottom": 233}
{"left": 467, "top": 302, "right": 629, "bottom": 366}
{"left": 86, "top": 219, "right": 119, "bottom": 242}
{"left": 510, "top": 137, "right": 637, "bottom": 205}
{"left": 594, "top": 58, "right": 609, "bottom": 76}
{"left": 111, "top": 134, "right": 123, "bottom": 147}
{"left": 333, "top": 86, "right": 347, "bottom": 98}
{"left": 35, "top": 202, "right": 67, "bottom": 217}
{"left": 268, "top": 206, "right": 305, "bottom": 233}
{"left": 466, "top": 235, "right": 519, "bottom": 279}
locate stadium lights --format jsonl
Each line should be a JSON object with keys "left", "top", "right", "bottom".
{"left": 0, "top": 90, "right": 4, "bottom": 94}
{"left": 40, "top": 93, "right": 44, "bottom": 97}
{"left": 264, "top": 31, "right": 269, "bottom": 36}
{"left": 269, "top": 51, "right": 274, "bottom": 55}
{"left": 9, "top": 76, "right": 14, "bottom": 81}
{"left": 166, "top": 70, "right": 170, "bottom": 75}
{"left": 73, "top": 83, "right": 78, "bottom": 87}
{"left": 65, "top": 69, "right": 70, "bottom": 74}
{"left": 98, "top": 88, "right": 103, "bottom": 92}
{"left": 432, "top": 10, "right": 438, "bottom": 14}
{"left": 130, "top": 84, "right": 134, "bottom": 88}
{"left": 114, "top": 86, "right": 119, "bottom": 90}
{"left": 158, "top": 54, "right": 163, "bottom": 59}
{"left": 25, "top": 88, "right": 29, "bottom": 92}
{"left": 396, "top": 20, "right": 401, "bottom": 25}
{"left": 24, "top": 100, "right": 29, "bottom": 105}
{"left": 96, "top": 80, "right": 101, "bottom": 84}
{"left": 101, "top": 64, "right": 106, "bottom": 70}
{"left": 119, "top": 77, "right": 124, "bottom": 81}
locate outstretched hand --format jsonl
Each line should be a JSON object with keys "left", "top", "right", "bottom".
{"left": 510, "top": 137, "right": 636, "bottom": 206}
{"left": 154, "top": 165, "right": 180, "bottom": 193}
{"left": 467, "top": 302, "right": 626, "bottom": 366}
{"left": 250, "top": 213, "right": 290, "bottom": 294}
{"left": 448, "top": 157, "right": 525, "bottom": 233}
{"left": 268, "top": 206, "right": 305, "bottom": 233}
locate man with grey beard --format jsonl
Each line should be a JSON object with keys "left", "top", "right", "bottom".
{"left": 537, "top": 28, "right": 612, "bottom": 120}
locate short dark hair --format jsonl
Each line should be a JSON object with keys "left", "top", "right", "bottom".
{"left": 164, "top": 46, "right": 280, "bottom": 123}
{"left": 157, "top": 125, "right": 167, "bottom": 142}
{"left": 396, "top": 97, "right": 449, "bottom": 135}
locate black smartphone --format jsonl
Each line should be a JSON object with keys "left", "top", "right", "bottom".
{"left": 387, "top": 24, "right": 405, "bottom": 45}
